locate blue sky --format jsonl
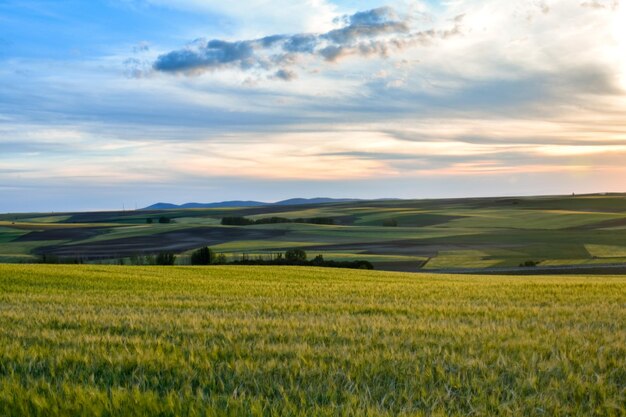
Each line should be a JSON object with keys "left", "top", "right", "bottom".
{"left": 1, "top": 0, "right": 625, "bottom": 212}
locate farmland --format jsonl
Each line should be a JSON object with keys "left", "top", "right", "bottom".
{"left": 0, "top": 264, "right": 624, "bottom": 416}
{"left": 1, "top": 194, "right": 626, "bottom": 271}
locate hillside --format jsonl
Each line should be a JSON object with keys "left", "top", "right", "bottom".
{"left": 1, "top": 194, "right": 626, "bottom": 271}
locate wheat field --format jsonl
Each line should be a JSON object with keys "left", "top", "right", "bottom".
{"left": 0, "top": 264, "right": 624, "bottom": 416}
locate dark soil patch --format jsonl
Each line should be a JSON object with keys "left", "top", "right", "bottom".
{"left": 16, "top": 227, "right": 109, "bottom": 242}
{"left": 34, "top": 227, "right": 286, "bottom": 258}
{"left": 568, "top": 217, "right": 626, "bottom": 230}
{"left": 303, "top": 240, "right": 459, "bottom": 257}
{"left": 63, "top": 211, "right": 152, "bottom": 223}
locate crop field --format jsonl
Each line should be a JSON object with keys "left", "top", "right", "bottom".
{"left": 1, "top": 194, "right": 626, "bottom": 271}
{"left": 0, "top": 264, "right": 624, "bottom": 416}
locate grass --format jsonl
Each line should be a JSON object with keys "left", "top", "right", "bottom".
{"left": 0, "top": 227, "right": 28, "bottom": 243}
{"left": 586, "top": 244, "right": 626, "bottom": 258}
{"left": 0, "top": 221, "right": 119, "bottom": 230}
{"left": 19, "top": 215, "right": 72, "bottom": 223}
{"left": 0, "top": 240, "right": 66, "bottom": 263}
{"left": 0, "top": 264, "right": 624, "bottom": 416}
{"left": 444, "top": 209, "right": 625, "bottom": 230}
{"left": 424, "top": 250, "right": 502, "bottom": 269}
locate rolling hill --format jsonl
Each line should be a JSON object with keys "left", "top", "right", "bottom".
{"left": 1, "top": 193, "right": 626, "bottom": 271}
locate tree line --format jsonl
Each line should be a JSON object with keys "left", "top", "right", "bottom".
{"left": 39, "top": 247, "right": 374, "bottom": 270}
{"left": 189, "top": 247, "right": 373, "bottom": 270}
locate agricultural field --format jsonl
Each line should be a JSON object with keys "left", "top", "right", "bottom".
{"left": 0, "top": 264, "right": 624, "bottom": 416}
{"left": 1, "top": 194, "right": 626, "bottom": 271}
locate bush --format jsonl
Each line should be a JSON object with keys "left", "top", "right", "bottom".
{"left": 146, "top": 218, "right": 153, "bottom": 224}
{"left": 191, "top": 247, "right": 215, "bottom": 265}
{"left": 158, "top": 217, "right": 171, "bottom": 224}
{"left": 354, "top": 260, "right": 374, "bottom": 270}
{"left": 382, "top": 219, "right": 398, "bottom": 227}
{"left": 304, "top": 217, "right": 335, "bottom": 225}
{"left": 156, "top": 252, "right": 176, "bottom": 265}
{"left": 285, "top": 249, "right": 307, "bottom": 262}
{"left": 520, "top": 260, "right": 539, "bottom": 267}
{"left": 41, "top": 254, "right": 59, "bottom": 264}
{"left": 311, "top": 254, "right": 325, "bottom": 266}
{"left": 221, "top": 217, "right": 255, "bottom": 226}
{"left": 214, "top": 253, "right": 228, "bottom": 264}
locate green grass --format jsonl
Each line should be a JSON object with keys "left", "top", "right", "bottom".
{"left": 0, "top": 265, "right": 624, "bottom": 416}
{"left": 586, "top": 244, "right": 626, "bottom": 258}
{"left": 0, "top": 221, "right": 118, "bottom": 230}
{"left": 0, "top": 240, "right": 66, "bottom": 263}
{"left": 424, "top": 250, "right": 502, "bottom": 269}
{"left": 19, "top": 215, "right": 72, "bottom": 223}
{"left": 0, "top": 227, "right": 28, "bottom": 243}
{"left": 444, "top": 209, "right": 626, "bottom": 230}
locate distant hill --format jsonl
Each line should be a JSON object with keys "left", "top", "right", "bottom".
{"left": 143, "top": 202, "right": 181, "bottom": 210}
{"left": 142, "top": 198, "right": 360, "bottom": 210}
{"left": 272, "top": 198, "right": 360, "bottom": 206}
{"left": 144, "top": 201, "right": 266, "bottom": 210}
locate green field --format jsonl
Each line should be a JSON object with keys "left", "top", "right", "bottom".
{"left": 1, "top": 194, "right": 626, "bottom": 271}
{"left": 0, "top": 264, "right": 624, "bottom": 416}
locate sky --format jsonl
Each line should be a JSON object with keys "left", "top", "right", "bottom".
{"left": 1, "top": 0, "right": 626, "bottom": 212}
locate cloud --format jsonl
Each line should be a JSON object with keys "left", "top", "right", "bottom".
{"left": 154, "top": 40, "right": 256, "bottom": 73}
{"left": 272, "top": 69, "right": 297, "bottom": 81}
{"left": 153, "top": 6, "right": 461, "bottom": 79}
{"left": 580, "top": 0, "right": 619, "bottom": 9}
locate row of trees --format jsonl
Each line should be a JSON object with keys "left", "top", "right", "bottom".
{"left": 230, "top": 249, "right": 374, "bottom": 270}
{"left": 221, "top": 216, "right": 335, "bottom": 226}
{"left": 175, "top": 247, "right": 374, "bottom": 270}
{"left": 146, "top": 217, "right": 172, "bottom": 224}
{"left": 39, "top": 247, "right": 373, "bottom": 270}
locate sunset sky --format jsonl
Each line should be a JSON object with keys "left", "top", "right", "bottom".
{"left": 1, "top": 0, "right": 625, "bottom": 212}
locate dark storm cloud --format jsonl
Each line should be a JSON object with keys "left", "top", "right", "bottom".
{"left": 153, "top": 7, "right": 460, "bottom": 79}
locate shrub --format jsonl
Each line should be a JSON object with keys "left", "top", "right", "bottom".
{"left": 305, "top": 217, "right": 335, "bottom": 225}
{"left": 214, "top": 253, "right": 228, "bottom": 264}
{"left": 158, "top": 217, "right": 171, "bottom": 224}
{"left": 155, "top": 252, "right": 176, "bottom": 265}
{"left": 383, "top": 219, "right": 398, "bottom": 227}
{"left": 285, "top": 249, "right": 307, "bottom": 262}
{"left": 354, "top": 260, "right": 374, "bottom": 270}
{"left": 41, "top": 254, "right": 59, "bottom": 264}
{"left": 311, "top": 254, "right": 325, "bottom": 265}
{"left": 221, "top": 217, "right": 255, "bottom": 226}
{"left": 191, "top": 247, "right": 215, "bottom": 265}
